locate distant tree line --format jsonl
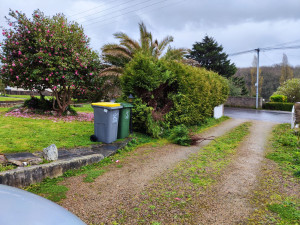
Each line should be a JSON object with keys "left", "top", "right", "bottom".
{"left": 235, "top": 64, "right": 300, "bottom": 100}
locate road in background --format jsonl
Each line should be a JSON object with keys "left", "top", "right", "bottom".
{"left": 224, "top": 107, "right": 292, "bottom": 124}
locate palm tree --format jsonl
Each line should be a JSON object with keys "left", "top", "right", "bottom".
{"left": 101, "top": 22, "right": 187, "bottom": 76}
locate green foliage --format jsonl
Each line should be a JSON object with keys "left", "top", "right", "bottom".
{"left": 228, "top": 79, "right": 243, "bottom": 96}
{"left": 26, "top": 177, "right": 68, "bottom": 202}
{"left": 263, "top": 102, "right": 294, "bottom": 111}
{"left": 267, "top": 124, "right": 300, "bottom": 178}
{"left": 0, "top": 164, "right": 16, "bottom": 172}
{"left": 268, "top": 201, "right": 300, "bottom": 223}
{"left": 130, "top": 98, "right": 163, "bottom": 138}
{"left": 269, "top": 94, "right": 287, "bottom": 102}
{"left": 187, "top": 35, "right": 237, "bottom": 78}
{"left": 228, "top": 76, "right": 249, "bottom": 96}
{"left": 274, "top": 78, "right": 300, "bottom": 102}
{"left": 164, "top": 60, "right": 229, "bottom": 126}
{"left": 101, "top": 22, "right": 185, "bottom": 77}
{"left": 121, "top": 54, "right": 229, "bottom": 137}
{"left": 122, "top": 53, "right": 171, "bottom": 95}
{"left": 168, "top": 124, "right": 191, "bottom": 146}
{"left": 0, "top": 9, "right": 100, "bottom": 114}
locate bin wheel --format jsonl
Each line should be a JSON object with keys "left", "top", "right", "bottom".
{"left": 90, "top": 135, "right": 98, "bottom": 142}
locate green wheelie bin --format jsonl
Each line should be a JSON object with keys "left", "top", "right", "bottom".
{"left": 117, "top": 103, "right": 133, "bottom": 139}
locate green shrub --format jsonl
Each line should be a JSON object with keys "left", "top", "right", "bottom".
{"left": 131, "top": 98, "right": 163, "bottom": 138}
{"left": 168, "top": 124, "right": 191, "bottom": 146}
{"left": 121, "top": 54, "right": 229, "bottom": 137}
{"left": 269, "top": 94, "right": 287, "bottom": 102}
{"left": 263, "top": 102, "right": 294, "bottom": 111}
{"left": 274, "top": 78, "right": 300, "bottom": 102}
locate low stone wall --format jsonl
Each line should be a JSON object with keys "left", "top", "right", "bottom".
{"left": 0, "top": 155, "right": 104, "bottom": 187}
{"left": 225, "top": 96, "right": 263, "bottom": 108}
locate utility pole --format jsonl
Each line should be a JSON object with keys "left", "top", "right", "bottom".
{"left": 255, "top": 48, "right": 260, "bottom": 109}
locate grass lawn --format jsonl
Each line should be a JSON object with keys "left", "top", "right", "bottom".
{"left": 0, "top": 114, "right": 95, "bottom": 153}
{"left": 72, "top": 104, "right": 93, "bottom": 113}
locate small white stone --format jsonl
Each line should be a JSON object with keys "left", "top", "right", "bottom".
{"left": 43, "top": 144, "right": 58, "bottom": 161}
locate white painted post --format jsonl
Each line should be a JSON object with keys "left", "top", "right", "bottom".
{"left": 214, "top": 104, "right": 224, "bottom": 119}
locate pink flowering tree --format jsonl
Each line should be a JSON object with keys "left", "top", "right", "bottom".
{"left": 0, "top": 9, "right": 99, "bottom": 115}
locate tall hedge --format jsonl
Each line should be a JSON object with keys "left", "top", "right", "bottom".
{"left": 121, "top": 53, "right": 229, "bottom": 135}
{"left": 164, "top": 60, "right": 229, "bottom": 125}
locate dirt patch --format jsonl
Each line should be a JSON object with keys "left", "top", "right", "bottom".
{"left": 59, "top": 118, "right": 246, "bottom": 224}
{"left": 195, "top": 120, "right": 276, "bottom": 224}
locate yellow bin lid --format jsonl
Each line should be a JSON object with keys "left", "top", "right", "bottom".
{"left": 91, "top": 102, "right": 121, "bottom": 107}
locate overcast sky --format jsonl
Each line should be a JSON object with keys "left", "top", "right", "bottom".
{"left": 1, "top": 0, "right": 300, "bottom": 68}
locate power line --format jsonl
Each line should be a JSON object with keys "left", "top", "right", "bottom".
{"left": 73, "top": 0, "right": 153, "bottom": 22}
{"left": 261, "top": 45, "right": 300, "bottom": 51}
{"left": 84, "top": 0, "right": 185, "bottom": 29}
{"left": 67, "top": 0, "right": 125, "bottom": 18}
{"left": 83, "top": 0, "right": 169, "bottom": 27}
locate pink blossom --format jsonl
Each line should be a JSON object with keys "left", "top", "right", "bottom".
{"left": 46, "top": 78, "right": 49, "bottom": 81}
{"left": 89, "top": 73, "right": 92, "bottom": 76}
{"left": 12, "top": 63, "right": 16, "bottom": 67}
{"left": 28, "top": 31, "right": 30, "bottom": 34}
{"left": 9, "top": 69, "right": 13, "bottom": 72}
{"left": 16, "top": 76, "right": 19, "bottom": 79}
{"left": 18, "top": 51, "right": 22, "bottom": 55}
{"left": 53, "top": 86, "right": 57, "bottom": 90}
{"left": 9, "top": 23, "right": 12, "bottom": 26}
{"left": 47, "top": 30, "right": 50, "bottom": 33}
{"left": 62, "top": 76, "right": 65, "bottom": 78}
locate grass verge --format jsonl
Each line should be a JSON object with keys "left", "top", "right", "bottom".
{"left": 266, "top": 124, "right": 300, "bottom": 178}
{"left": 110, "top": 122, "right": 251, "bottom": 224}
{"left": 247, "top": 124, "right": 300, "bottom": 224}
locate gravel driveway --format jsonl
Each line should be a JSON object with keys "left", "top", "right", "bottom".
{"left": 59, "top": 118, "right": 276, "bottom": 224}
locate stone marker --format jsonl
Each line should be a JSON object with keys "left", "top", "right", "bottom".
{"left": 43, "top": 144, "right": 58, "bottom": 161}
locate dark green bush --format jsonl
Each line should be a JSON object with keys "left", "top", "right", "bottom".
{"left": 168, "top": 124, "right": 191, "bottom": 146}
{"left": 24, "top": 96, "right": 76, "bottom": 115}
{"left": 270, "top": 94, "right": 287, "bottom": 102}
{"left": 263, "top": 102, "right": 294, "bottom": 111}
{"left": 130, "top": 98, "right": 163, "bottom": 138}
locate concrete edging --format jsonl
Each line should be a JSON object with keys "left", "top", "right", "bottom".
{"left": 0, "top": 154, "right": 104, "bottom": 188}
{"left": 0, "top": 138, "right": 131, "bottom": 188}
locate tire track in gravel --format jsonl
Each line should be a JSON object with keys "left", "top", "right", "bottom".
{"left": 59, "top": 118, "right": 246, "bottom": 224}
{"left": 196, "top": 120, "right": 276, "bottom": 225}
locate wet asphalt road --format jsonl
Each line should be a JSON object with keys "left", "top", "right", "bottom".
{"left": 224, "top": 107, "right": 292, "bottom": 124}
